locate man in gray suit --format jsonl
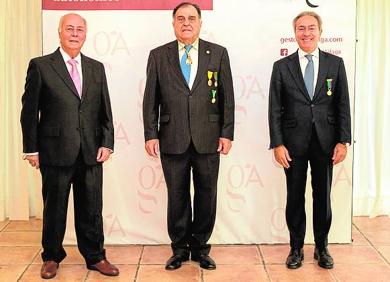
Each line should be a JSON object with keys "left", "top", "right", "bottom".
{"left": 143, "top": 2, "right": 234, "bottom": 271}
{"left": 268, "top": 11, "right": 351, "bottom": 269}
{"left": 21, "top": 13, "right": 119, "bottom": 279}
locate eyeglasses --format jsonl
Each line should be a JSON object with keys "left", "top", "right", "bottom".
{"left": 63, "top": 26, "right": 85, "bottom": 35}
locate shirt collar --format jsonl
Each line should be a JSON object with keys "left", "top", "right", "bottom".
{"left": 298, "top": 47, "right": 319, "bottom": 59}
{"left": 178, "top": 38, "right": 199, "bottom": 51}
{"left": 60, "top": 47, "right": 82, "bottom": 64}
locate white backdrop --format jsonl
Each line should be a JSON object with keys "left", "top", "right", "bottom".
{"left": 42, "top": 0, "right": 356, "bottom": 244}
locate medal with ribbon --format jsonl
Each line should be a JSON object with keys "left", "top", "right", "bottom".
{"left": 326, "top": 79, "right": 333, "bottom": 96}
{"left": 213, "top": 72, "right": 218, "bottom": 87}
{"left": 185, "top": 48, "right": 192, "bottom": 65}
{"left": 211, "top": 90, "right": 217, "bottom": 104}
{"left": 208, "top": 71, "right": 213, "bottom": 86}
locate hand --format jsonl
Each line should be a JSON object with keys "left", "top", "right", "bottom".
{"left": 25, "top": 155, "right": 40, "bottom": 169}
{"left": 217, "top": 137, "right": 232, "bottom": 155}
{"left": 96, "top": 147, "right": 112, "bottom": 162}
{"left": 145, "top": 139, "right": 159, "bottom": 158}
{"left": 332, "top": 143, "right": 348, "bottom": 165}
{"left": 273, "top": 145, "right": 292, "bottom": 169}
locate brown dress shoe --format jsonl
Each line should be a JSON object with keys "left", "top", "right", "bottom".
{"left": 41, "top": 261, "right": 58, "bottom": 279}
{"left": 87, "top": 259, "right": 119, "bottom": 276}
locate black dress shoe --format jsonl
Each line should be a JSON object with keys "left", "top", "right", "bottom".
{"left": 286, "top": 248, "right": 304, "bottom": 269}
{"left": 314, "top": 247, "right": 334, "bottom": 269}
{"left": 165, "top": 254, "right": 189, "bottom": 270}
{"left": 192, "top": 255, "right": 216, "bottom": 270}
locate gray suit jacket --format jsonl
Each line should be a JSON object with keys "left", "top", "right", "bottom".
{"left": 143, "top": 39, "right": 235, "bottom": 154}
{"left": 21, "top": 48, "right": 114, "bottom": 166}
{"left": 269, "top": 50, "right": 351, "bottom": 155}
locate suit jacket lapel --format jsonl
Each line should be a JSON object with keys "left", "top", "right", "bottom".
{"left": 167, "top": 40, "right": 189, "bottom": 89}
{"left": 287, "top": 51, "right": 311, "bottom": 101}
{"left": 191, "top": 39, "right": 210, "bottom": 93}
{"left": 313, "top": 50, "right": 329, "bottom": 101}
{"left": 49, "top": 48, "right": 80, "bottom": 99}
{"left": 80, "top": 54, "right": 92, "bottom": 102}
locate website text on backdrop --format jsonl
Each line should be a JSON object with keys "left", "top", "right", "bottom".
{"left": 268, "top": 11, "right": 351, "bottom": 270}
{"left": 142, "top": 2, "right": 235, "bottom": 271}
{"left": 20, "top": 13, "right": 119, "bottom": 279}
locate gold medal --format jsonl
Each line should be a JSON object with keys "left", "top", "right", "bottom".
{"left": 213, "top": 72, "right": 218, "bottom": 87}
{"left": 211, "top": 98, "right": 216, "bottom": 104}
{"left": 327, "top": 90, "right": 332, "bottom": 96}
{"left": 207, "top": 71, "right": 213, "bottom": 87}
{"left": 184, "top": 45, "right": 192, "bottom": 65}
{"left": 186, "top": 56, "right": 192, "bottom": 65}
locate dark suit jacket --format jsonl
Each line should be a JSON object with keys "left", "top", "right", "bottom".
{"left": 21, "top": 48, "right": 114, "bottom": 166}
{"left": 269, "top": 49, "right": 351, "bottom": 156}
{"left": 143, "top": 39, "right": 235, "bottom": 154}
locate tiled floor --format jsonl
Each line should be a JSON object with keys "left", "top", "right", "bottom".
{"left": 0, "top": 217, "right": 389, "bottom": 281}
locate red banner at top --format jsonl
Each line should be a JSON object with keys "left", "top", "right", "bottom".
{"left": 42, "top": 0, "right": 213, "bottom": 10}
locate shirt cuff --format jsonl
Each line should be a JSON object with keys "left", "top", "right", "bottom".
{"left": 22, "top": 152, "right": 38, "bottom": 160}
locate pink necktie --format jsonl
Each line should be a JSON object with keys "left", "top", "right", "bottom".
{"left": 67, "top": 59, "right": 82, "bottom": 97}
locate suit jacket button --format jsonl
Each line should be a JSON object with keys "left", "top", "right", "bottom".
{"left": 310, "top": 104, "right": 314, "bottom": 108}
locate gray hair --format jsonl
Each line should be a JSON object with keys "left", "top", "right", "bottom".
{"left": 293, "top": 11, "right": 322, "bottom": 33}
{"left": 58, "top": 13, "right": 87, "bottom": 33}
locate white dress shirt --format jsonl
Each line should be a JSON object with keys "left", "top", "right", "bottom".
{"left": 178, "top": 39, "right": 199, "bottom": 90}
{"left": 298, "top": 47, "right": 319, "bottom": 94}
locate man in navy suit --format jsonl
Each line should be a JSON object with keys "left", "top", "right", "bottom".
{"left": 268, "top": 11, "right": 351, "bottom": 269}
{"left": 143, "top": 2, "right": 234, "bottom": 271}
{"left": 21, "top": 13, "right": 118, "bottom": 279}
